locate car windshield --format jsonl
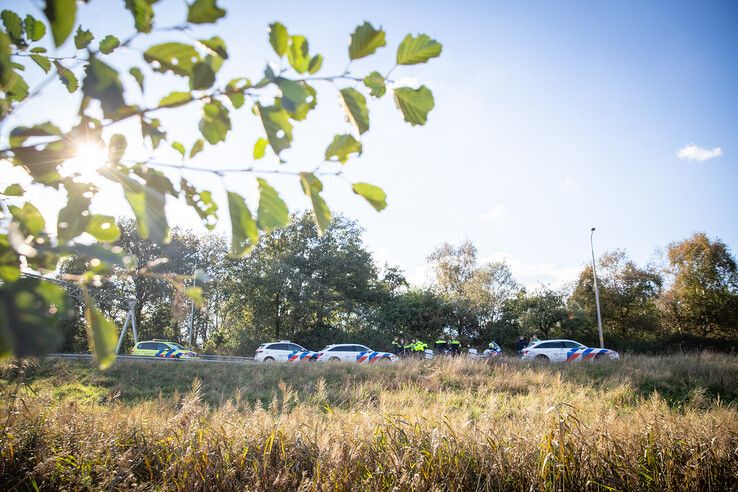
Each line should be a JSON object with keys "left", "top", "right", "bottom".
{"left": 170, "top": 343, "right": 185, "bottom": 350}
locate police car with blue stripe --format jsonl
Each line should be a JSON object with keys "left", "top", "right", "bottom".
{"left": 131, "top": 340, "right": 198, "bottom": 359}
{"left": 521, "top": 339, "right": 619, "bottom": 363}
{"left": 315, "top": 344, "right": 398, "bottom": 363}
{"left": 254, "top": 341, "right": 318, "bottom": 363}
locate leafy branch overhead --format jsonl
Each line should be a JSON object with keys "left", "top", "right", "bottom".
{"left": 0, "top": 0, "right": 442, "bottom": 364}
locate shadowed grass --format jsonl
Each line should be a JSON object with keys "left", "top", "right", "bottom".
{"left": 1, "top": 353, "right": 736, "bottom": 490}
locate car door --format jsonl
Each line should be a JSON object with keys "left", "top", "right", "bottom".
{"left": 534, "top": 341, "right": 559, "bottom": 360}
{"left": 286, "top": 343, "right": 308, "bottom": 362}
{"left": 272, "top": 343, "right": 291, "bottom": 362}
{"left": 353, "top": 345, "right": 372, "bottom": 363}
{"left": 562, "top": 341, "right": 583, "bottom": 362}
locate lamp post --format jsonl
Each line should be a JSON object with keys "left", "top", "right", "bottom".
{"left": 590, "top": 228, "right": 604, "bottom": 348}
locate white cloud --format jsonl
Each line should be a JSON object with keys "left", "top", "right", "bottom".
{"left": 676, "top": 144, "right": 723, "bottom": 162}
{"left": 485, "top": 252, "right": 581, "bottom": 290}
{"left": 480, "top": 205, "right": 505, "bottom": 222}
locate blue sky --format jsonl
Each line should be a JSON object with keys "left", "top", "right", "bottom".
{"left": 2, "top": 0, "right": 736, "bottom": 287}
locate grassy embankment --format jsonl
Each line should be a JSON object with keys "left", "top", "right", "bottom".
{"left": 1, "top": 353, "right": 737, "bottom": 491}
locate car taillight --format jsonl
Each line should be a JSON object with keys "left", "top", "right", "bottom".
{"left": 256, "top": 348, "right": 263, "bottom": 353}
{"left": 522, "top": 350, "right": 528, "bottom": 355}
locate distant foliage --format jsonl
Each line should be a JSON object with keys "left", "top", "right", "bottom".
{"left": 0, "top": 1, "right": 443, "bottom": 364}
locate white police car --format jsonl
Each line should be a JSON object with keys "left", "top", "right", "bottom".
{"left": 315, "top": 344, "right": 399, "bottom": 363}
{"left": 254, "top": 341, "right": 317, "bottom": 363}
{"left": 521, "top": 339, "right": 619, "bottom": 363}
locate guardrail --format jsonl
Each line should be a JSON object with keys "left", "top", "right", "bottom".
{"left": 49, "top": 353, "right": 257, "bottom": 365}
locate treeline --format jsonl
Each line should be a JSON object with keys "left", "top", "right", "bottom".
{"left": 57, "top": 213, "right": 738, "bottom": 354}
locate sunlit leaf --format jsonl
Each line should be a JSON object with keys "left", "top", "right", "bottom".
{"left": 269, "top": 22, "right": 288, "bottom": 56}
{"left": 308, "top": 54, "right": 323, "bottom": 74}
{"left": 396, "top": 33, "right": 442, "bottom": 65}
{"left": 9, "top": 202, "right": 45, "bottom": 235}
{"left": 339, "top": 87, "right": 369, "bottom": 134}
{"left": 255, "top": 103, "right": 293, "bottom": 156}
{"left": 185, "top": 286, "right": 203, "bottom": 307}
{"left": 124, "top": 0, "right": 154, "bottom": 33}
{"left": 349, "top": 22, "right": 386, "bottom": 60}
{"left": 99, "top": 34, "right": 120, "bottom": 54}
{"left": 190, "top": 62, "right": 215, "bottom": 90}
{"left": 199, "top": 36, "right": 228, "bottom": 59}
{"left": 199, "top": 100, "right": 231, "bottom": 144}
{"left": 299, "top": 172, "right": 331, "bottom": 234}
{"left": 190, "top": 139, "right": 204, "bottom": 158}
{"left": 363, "top": 71, "right": 386, "bottom": 98}
{"left": 187, "top": 0, "right": 226, "bottom": 24}
{"left": 86, "top": 214, "right": 120, "bottom": 242}
{"left": 159, "top": 91, "right": 192, "bottom": 108}
{"left": 393, "top": 85, "right": 434, "bottom": 126}
{"left": 352, "top": 182, "right": 387, "bottom": 211}
{"left": 287, "top": 35, "right": 310, "bottom": 73}
{"left": 43, "top": 0, "right": 77, "bottom": 47}
{"left": 57, "top": 182, "right": 92, "bottom": 242}
{"left": 253, "top": 138, "right": 267, "bottom": 159}
{"left": 129, "top": 66, "right": 144, "bottom": 91}
{"left": 81, "top": 57, "right": 127, "bottom": 119}
{"left": 325, "top": 134, "right": 362, "bottom": 163}
{"left": 84, "top": 297, "right": 118, "bottom": 369}
{"left": 2, "top": 10, "right": 23, "bottom": 45}
{"left": 108, "top": 133, "right": 127, "bottom": 162}
{"left": 24, "top": 15, "right": 46, "bottom": 42}
{"left": 275, "top": 77, "right": 307, "bottom": 113}
{"left": 257, "top": 178, "right": 289, "bottom": 231}
{"left": 54, "top": 60, "right": 77, "bottom": 92}
{"left": 2, "top": 184, "right": 24, "bottom": 196}
{"left": 144, "top": 42, "right": 199, "bottom": 77}
{"left": 181, "top": 178, "right": 218, "bottom": 230}
{"left": 74, "top": 26, "right": 93, "bottom": 49}
{"left": 227, "top": 191, "right": 258, "bottom": 255}
{"left": 30, "top": 54, "right": 51, "bottom": 73}
{"left": 172, "top": 141, "right": 186, "bottom": 158}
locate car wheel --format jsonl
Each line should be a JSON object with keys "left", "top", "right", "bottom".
{"left": 535, "top": 354, "right": 550, "bottom": 363}
{"left": 263, "top": 356, "right": 275, "bottom": 363}
{"left": 594, "top": 353, "right": 606, "bottom": 361}
{"left": 329, "top": 357, "right": 340, "bottom": 362}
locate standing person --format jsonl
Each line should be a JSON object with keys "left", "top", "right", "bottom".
{"left": 403, "top": 339, "right": 415, "bottom": 357}
{"left": 515, "top": 336, "right": 527, "bottom": 355}
{"left": 530, "top": 334, "right": 540, "bottom": 344}
{"left": 434, "top": 337, "right": 448, "bottom": 354}
{"left": 449, "top": 338, "right": 461, "bottom": 355}
{"left": 391, "top": 337, "right": 402, "bottom": 355}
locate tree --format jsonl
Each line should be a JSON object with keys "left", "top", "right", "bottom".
{"left": 660, "top": 233, "right": 738, "bottom": 339}
{"left": 0, "top": 1, "right": 443, "bottom": 365}
{"left": 570, "top": 250, "right": 662, "bottom": 340}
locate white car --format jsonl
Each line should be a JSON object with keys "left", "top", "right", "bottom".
{"left": 521, "top": 339, "right": 619, "bottom": 363}
{"left": 315, "top": 344, "right": 399, "bottom": 363}
{"left": 254, "top": 341, "right": 317, "bottom": 363}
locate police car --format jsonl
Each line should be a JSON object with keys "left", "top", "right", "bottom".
{"left": 131, "top": 340, "right": 198, "bottom": 358}
{"left": 521, "top": 339, "right": 619, "bottom": 363}
{"left": 315, "top": 344, "right": 399, "bottom": 363}
{"left": 254, "top": 341, "right": 318, "bottom": 363}
{"left": 481, "top": 341, "right": 502, "bottom": 358}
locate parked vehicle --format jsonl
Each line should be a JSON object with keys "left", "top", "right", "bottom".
{"left": 255, "top": 341, "right": 317, "bottom": 363}
{"left": 315, "top": 344, "right": 399, "bottom": 363}
{"left": 131, "top": 340, "right": 197, "bottom": 358}
{"left": 520, "top": 339, "right": 619, "bottom": 363}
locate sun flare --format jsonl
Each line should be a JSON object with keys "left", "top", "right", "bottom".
{"left": 61, "top": 143, "right": 108, "bottom": 181}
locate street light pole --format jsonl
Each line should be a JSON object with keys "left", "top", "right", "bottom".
{"left": 590, "top": 227, "right": 604, "bottom": 348}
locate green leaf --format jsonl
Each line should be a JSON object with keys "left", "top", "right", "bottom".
{"left": 85, "top": 214, "right": 120, "bottom": 242}
{"left": 159, "top": 91, "right": 192, "bottom": 108}
{"left": 30, "top": 47, "right": 47, "bottom": 53}
{"left": 227, "top": 92, "right": 244, "bottom": 109}
{"left": 275, "top": 77, "right": 307, "bottom": 114}
{"left": 2, "top": 184, "right": 24, "bottom": 196}
{"left": 1, "top": 10, "right": 23, "bottom": 44}
{"left": 199, "top": 100, "right": 231, "bottom": 144}
{"left": 287, "top": 35, "right": 310, "bottom": 73}
{"left": 57, "top": 182, "right": 93, "bottom": 242}
{"left": 393, "top": 85, "right": 434, "bottom": 126}
{"left": 199, "top": 36, "right": 228, "bottom": 59}
{"left": 396, "top": 33, "right": 442, "bottom": 65}
{"left": 253, "top": 138, "right": 267, "bottom": 159}
{"left": 43, "top": 0, "right": 77, "bottom": 48}
{"left": 99, "top": 35, "right": 120, "bottom": 54}
{"left": 124, "top": 178, "right": 168, "bottom": 243}
{"left": 129, "top": 67, "right": 144, "bottom": 91}
{"left": 187, "top": 0, "right": 226, "bottom": 24}
{"left": 308, "top": 54, "right": 323, "bottom": 74}
{"left": 227, "top": 191, "right": 258, "bottom": 255}
{"left": 256, "top": 178, "right": 289, "bottom": 231}
{"left": 81, "top": 57, "right": 126, "bottom": 119}
{"left": 84, "top": 298, "right": 118, "bottom": 369}
{"left": 180, "top": 178, "right": 218, "bottom": 229}
{"left": 268, "top": 22, "right": 288, "bottom": 56}
{"left": 352, "top": 183, "right": 387, "bottom": 211}
{"left": 0, "top": 31, "right": 14, "bottom": 89}
{"left": 74, "top": 26, "right": 93, "bottom": 49}
{"left": 108, "top": 133, "right": 127, "bottom": 162}
{"left": 299, "top": 173, "right": 331, "bottom": 235}
{"left": 144, "top": 42, "right": 200, "bottom": 77}
{"left": 190, "top": 139, "right": 204, "bottom": 158}
{"left": 141, "top": 117, "right": 166, "bottom": 149}
{"left": 171, "top": 141, "right": 186, "bottom": 158}
{"left": 190, "top": 62, "right": 215, "bottom": 90}
{"left": 30, "top": 54, "right": 51, "bottom": 73}
{"left": 54, "top": 60, "right": 77, "bottom": 92}
{"left": 363, "top": 71, "right": 386, "bottom": 98}
{"left": 286, "top": 82, "right": 316, "bottom": 121}
{"left": 9, "top": 121, "right": 61, "bottom": 147}
{"left": 10, "top": 202, "right": 45, "bottom": 235}
{"left": 124, "top": 0, "right": 154, "bottom": 33}
{"left": 349, "top": 22, "right": 386, "bottom": 60}
{"left": 339, "top": 87, "right": 369, "bottom": 134}
{"left": 255, "top": 103, "right": 293, "bottom": 156}
{"left": 24, "top": 15, "right": 46, "bottom": 42}
{"left": 325, "top": 134, "right": 362, "bottom": 163}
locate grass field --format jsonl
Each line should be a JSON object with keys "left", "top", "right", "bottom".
{"left": 1, "top": 353, "right": 737, "bottom": 491}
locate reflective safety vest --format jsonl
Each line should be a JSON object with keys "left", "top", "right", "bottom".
{"left": 413, "top": 341, "right": 426, "bottom": 351}
{"left": 449, "top": 339, "right": 461, "bottom": 346}
{"left": 434, "top": 339, "right": 447, "bottom": 345}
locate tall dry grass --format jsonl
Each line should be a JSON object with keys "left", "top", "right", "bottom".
{"left": 1, "top": 353, "right": 737, "bottom": 490}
